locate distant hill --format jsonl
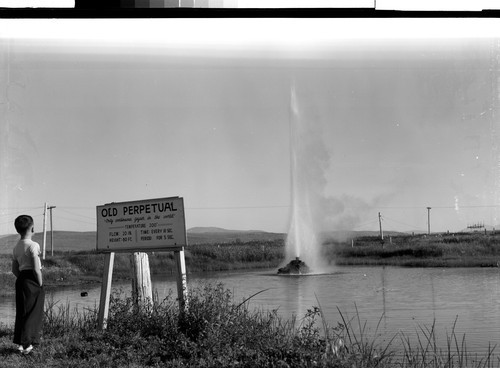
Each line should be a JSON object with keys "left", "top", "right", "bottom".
{"left": 187, "top": 227, "right": 266, "bottom": 234}
{"left": 0, "top": 228, "right": 286, "bottom": 254}
{"left": 1, "top": 227, "right": 425, "bottom": 254}
{"left": 186, "top": 227, "right": 285, "bottom": 244}
{"left": 320, "top": 230, "right": 407, "bottom": 242}
{"left": 0, "top": 231, "right": 97, "bottom": 254}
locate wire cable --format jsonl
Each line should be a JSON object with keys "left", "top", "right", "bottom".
{"left": 382, "top": 216, "right": 427, "bottom": 233}
{"left": 58, "top": 208, "right": 96, "bottom": 221}
{"left": 350, "top": 218, "right": 380, "bottom": 230}
{"left": 186, "top": 205, "right": 290, "bottom": 210}
{"left": 56, "top": 216, "right": 95, "bottom": 226}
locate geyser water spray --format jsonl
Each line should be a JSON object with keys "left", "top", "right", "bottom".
{"left": 283, "top": 83, "right": 329, "bottom": 274}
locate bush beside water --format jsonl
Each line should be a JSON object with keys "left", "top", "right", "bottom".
{"left": 0, "top": 283, "right": 498, "bottom": 367}
{"left": 0, "top": 240, "right": 286, "bottom": 296}
{"left": 326, "top": 232, "right": 500, "bottom": 267}
{"left": 0, "top": 284, "right": 359, "bottom": 367}
{"left": 2, "top": 233, "right": 500, "bottom": 296}
{"left": 2, "top": 232, "right": 500, "bottom": 294}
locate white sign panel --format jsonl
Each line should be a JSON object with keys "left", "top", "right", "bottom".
{"left": 96, "top": 197, "right": 187, "bottom": 252}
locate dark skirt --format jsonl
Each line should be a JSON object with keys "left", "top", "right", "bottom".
{"left": 13, "top": 270, "right": 45, "bottom": 347}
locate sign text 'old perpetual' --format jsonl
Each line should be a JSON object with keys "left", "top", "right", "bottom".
{"left": 96, "top": 197, "right": 186, "bottom": 252}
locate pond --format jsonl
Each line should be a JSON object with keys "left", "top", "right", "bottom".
{"left": 1, "top": 265, "right": 499, "bottom": 355}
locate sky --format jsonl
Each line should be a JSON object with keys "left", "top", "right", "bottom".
{"left": 1, "top": 18, "right": 500, "bottom": 236}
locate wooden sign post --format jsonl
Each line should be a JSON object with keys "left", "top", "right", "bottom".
{"left": 96, "top": 196, "right": 188, "bottom": 330}
{"left": 174, "top": 248, "right": 188, "bottom": 310}
{"left": 97, "top": 252, "right": 114, "bottom": 329}
{"left": 130, "top": 252, "right": 153, "bottom": 308}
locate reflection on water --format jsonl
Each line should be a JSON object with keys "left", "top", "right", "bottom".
{"left": 1, "top": 266, "right": 499, "bottom": 354}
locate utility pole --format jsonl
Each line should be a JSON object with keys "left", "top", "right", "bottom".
{"left": 42, "top": 202, "right": 48, "bottom": 260}
{"left": 378, "top": 212, "right": 384, "bottom": 240}
{"left": 427, "top": 207, "right": 431, "bottom": 235}
{"left": 48, "top": 206, "right": 56, "bottom": 257}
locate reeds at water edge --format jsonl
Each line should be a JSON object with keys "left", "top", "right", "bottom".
{"left": 0, "top": 283, "right": 498, "bottom": 367}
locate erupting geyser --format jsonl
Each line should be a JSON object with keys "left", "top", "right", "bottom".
{"left": 278, "top": 83, "right": 328, "bottom": 275}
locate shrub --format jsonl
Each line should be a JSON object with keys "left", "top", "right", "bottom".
{"left": 2, "top": 283, "right": 499, "bottom": 367}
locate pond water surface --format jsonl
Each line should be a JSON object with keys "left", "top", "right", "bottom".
{"left": 1, "top": 266, "right": 499, "bottom": 355}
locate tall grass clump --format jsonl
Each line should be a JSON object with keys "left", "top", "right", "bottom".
{"left": 2, "top": 284, "right": 499, "bottom": 367}
{"left": 397, "top": 319, "right": 498, "bottom": 368}
{"left": 0, "top": 283, "right": 390, "bottom": 367}
{"left": 185, "top": 240, "right": 285, "bottom": 271}
{"left": 43, "top": 295, "right": 98, "bottom": 337}
{"left": 324, "top": 232, "right": 500, "bottom": 267}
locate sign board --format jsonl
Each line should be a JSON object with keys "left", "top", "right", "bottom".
{"left": 96, "top": 196, "right": 187, "bottom": 252}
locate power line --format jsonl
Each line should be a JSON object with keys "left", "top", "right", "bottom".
{"left": 0, "top": 206, "right": 42, "bottom": 210}
{"left": 58, "top": 208, "right": 96, "bottom": 220}
{"left": 0, "top": 207, "right": 43, "bottom": 217}
{"left": 382, "top": 216, "right": 427, "bottom": 233}
{"left": 1, "top": 203, "right": 500, "bottom": 211}
{"left": 431, "top": 205, "right": 500, "bottom": 209}
{"left": 0, "top": 219, "right": 16, "bottom": 227}
{"left": 2, "top": 205, "right": 291, "bottom": 211}
{"left": 0, "top": 210, "right": 46, "bottom": 226}
{"left": 351, "top": 218, "right": 379, "bottom": 230}
{"left": 57, "top": 216, "right": 96, "bottom": 226}
{"left": 186, "top": 205, "right": 290, "bottom": 210}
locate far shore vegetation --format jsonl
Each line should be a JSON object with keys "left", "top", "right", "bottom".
{"left": 328, "top": 231, "right": 500, "bottom": 268}
{"left": 2, "top": 230, "right": 500, "bottom": 296}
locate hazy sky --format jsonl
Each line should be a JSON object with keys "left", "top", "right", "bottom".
{"left": 1, "top": 18, "right": 500, "bottom": 235}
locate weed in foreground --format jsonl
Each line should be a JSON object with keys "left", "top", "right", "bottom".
{"left": 43, "top": 294, "right": 98, "bottom": 337}
{"left": 1, "top": 283, "right": 500, "bottom": 367}
{"left": 397, "top": 318, "right": 498, "bottom": 368}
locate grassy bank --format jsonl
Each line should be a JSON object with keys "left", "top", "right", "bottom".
{"left": 2, "top": 232, "right": 500, "bottom": 296}
{"left": 325, "top": 232, "right": 500, "bottom": 268}
{"left": 0, "top": 240, "right": 285, "bottom": 296}
{"left": 1, "top": 283, "right": 497, "bottom": 368}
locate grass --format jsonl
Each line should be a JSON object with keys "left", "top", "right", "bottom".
{"left": 0, "top": 284, "right": 498, "bottom": 367}
{"left": 397, "top": 320, "right": 498, "bottom": 367}
{"left": 186, "top": 240, "right": 283, "bottom": 271}
{"left": 2, "top": 232, "right": 500, "bottom": 297}
{"left": 325, "top": 232, "right": 500, "bottom": 268}
{"left": 0, "top": 239, "right": 286, "bottom": 296}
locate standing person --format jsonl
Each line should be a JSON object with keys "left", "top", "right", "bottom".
{"left": 11, "top": 215, "right": 45, "bottom": 355}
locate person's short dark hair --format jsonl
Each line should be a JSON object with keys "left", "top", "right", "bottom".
{"left": 14, "top": 215, "right": 34, "bottom": 235}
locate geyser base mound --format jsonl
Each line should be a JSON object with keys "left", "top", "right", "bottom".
{"left": 277, "top": 257, "right": 311, "bottom": 275}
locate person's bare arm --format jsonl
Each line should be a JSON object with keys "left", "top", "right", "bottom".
{"left": 11, "top": 259, "right": 20, "bottom": 278}
{"left": 31, "top": 251, "right": 43, "bottom": 287}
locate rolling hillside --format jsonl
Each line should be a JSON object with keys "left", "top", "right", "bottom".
{"left": 186, "top": 227, "right": 285, "bottom": 244}
{"left": 0, "top": 228, "right": 286, "bottom": 254}
{"left": 0, "top": 227, "right": 416, "bottom": 254}
{"left": 0, "top": 231, "right": 97, "bottom": 254}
